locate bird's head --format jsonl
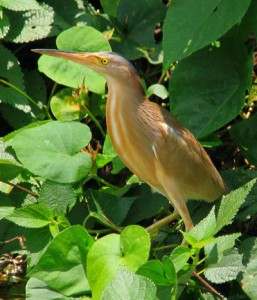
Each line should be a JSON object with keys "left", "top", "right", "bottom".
{"left": 32, "top": 50, "right": 138, "bottom": 83}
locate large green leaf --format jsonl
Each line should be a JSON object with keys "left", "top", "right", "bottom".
{"left": 87, "top": 225, "right": 150, "bottom": 300}
{"left": 169, "top": 41, "right": 252, "bottom": 138}
{"left": 102, "top": 266, "right": 157, "bottom": 300}
{"left": 10, "top": 121, "right": 92, "bottom": 183}
{"left": 29, "top": 225, "right": 94, "bottom": 296}
{"left": 163, "top": 0, "right": 251, "bottom": 63}
{"left": 230, "top": 113, "right": 257, "bottom": 165}
{"left": 38, "top": 26, "right": 111, "bottom": 94}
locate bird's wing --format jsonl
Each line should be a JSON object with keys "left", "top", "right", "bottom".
{"left": 153, "top": 103, "right": 226, "bottom": 201}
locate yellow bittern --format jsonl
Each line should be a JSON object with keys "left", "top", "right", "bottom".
{"left": 33, "top": 49, "right": 226, "bottom": 230}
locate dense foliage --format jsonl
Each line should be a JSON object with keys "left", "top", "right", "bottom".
{"left": 0, "top": 0, "right": 257, "bottom": 299}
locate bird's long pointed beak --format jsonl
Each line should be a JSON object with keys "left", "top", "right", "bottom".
{"left": 32, "top": 49, "right": 97, "bottom": 67}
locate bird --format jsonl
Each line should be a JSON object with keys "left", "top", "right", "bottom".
{"left": 32, "top": 49, "right": 227, "bottom": 231}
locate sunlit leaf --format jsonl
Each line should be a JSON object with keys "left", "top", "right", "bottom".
{"left": 7, "top": 204, "right": 53, "bottom": 228}
{"left": 29, "top": 225, "right": 94, "bottom": 296}
{"left": 10, "top": 121, "right": 92, "bottom": 183}
{"left": 102, "top": 266, "right": 157, "bottom": 300}
{"left": 87, "top": 225, "right": 150, "bottom": 300}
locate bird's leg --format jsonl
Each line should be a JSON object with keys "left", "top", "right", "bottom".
{"left": 161, "top": 181, "right": 194, "bottom": 231}
{"left": 169, "top": 195, "right": 194, "bottom": 231}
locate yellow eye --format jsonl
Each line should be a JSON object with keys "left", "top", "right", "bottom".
{"left": 101, "top": 58, "right": 109, "bottom": 65}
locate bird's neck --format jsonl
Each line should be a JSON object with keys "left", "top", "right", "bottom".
{"left": 105, "top": 75, "right": 146, "bottom": 154}
{"left": 106, "top": 74, "right": 145, "bottom": 107}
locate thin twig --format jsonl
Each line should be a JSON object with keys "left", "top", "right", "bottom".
{"left": 0, "top": 235, "right": 26, "bottom": 250}
{"left": 146, "top": 210, "right": 180, "bottom": 234}
{"left": 92, "top": 175, "right": 119, "bottom": 190}
{"left": 0, "top": 180, "right": 38, "bottom": 197}
{"left": 193, "top": 271, "right": 224, "bottom": 300}
{"left": 100, "top": 214, "right": 122, "bottom": 233}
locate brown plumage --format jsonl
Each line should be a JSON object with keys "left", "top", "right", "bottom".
{"left": 33, "top": 49, "right": 227, "bottom": 230}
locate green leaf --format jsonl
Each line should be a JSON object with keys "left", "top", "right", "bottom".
{"left": 204, "top": 252, "right": 244, "bottom": 283}
{"left": 117, "top": 0, "right": 165, "bottom": 46}
{"left": 87, "top": 189, "right": 136, "bottom": 226}
{"left": 3, "top": 120, "right": 51, "bottom": 142}
{"left": 0, "top": 159, "right": 23, "bottom": 180}
{"left": 163, "top": 0, "right": 251, "bottom": 63}
{"left": 38, "top": 26, "right": 111, "bottom": 94}
{"left": 147, "top": 84, "right": 169, "bottom": 100}
{"left": 185, "top": 206, "right": 217, "bottom": 244}
{"left": 205, "top": 233, "right": 241, "bottom": 266}
{"left": 199, "top": 133, "right": 222, "bottom": 148}
{"left": 10, "top": 121, "right": 92, "bottom": 183}
{"left": 23, "top": 227, "right": 52, "bottom": 269}
{"left": 169, "top": 39, "right": 253, "bottom": 138}
{"left": 137, "top": 256, "right": 177, "bottom": 300}
{"left": 0, "top": 44, "right": 28, "bottom": 110}
{"left": 239, "top": 238, "right": 257, "bottom": 299}
{"left": 101, "top": 265, "right": 157, "bottom": 300}
{"left": 230, "top": 113, "right": 257, "bottom": 165}
{"left": 100, "top": 0, "right": 120, "bottom": 17}
{"left": 123, "top": 184, "right": 169, "bottom": 225}
{"left": 38, "top": 181, "right": 76, "bottom": 215}
{"left": 0, "top": 0, "right": 40, "bottom": 11}
{"left": 111, "top": 0, "right": 165, "bottom": 59}
{"left": 171, "top": 246, "right": 191, "bottom": 272}
{"left": 176, "top": 264, "right": 195, "bottom": 298}
{"left": 215, "top": 179, "right": 256, "bottom": 233}
{"left": 6, "top": 204, "right": 53, "bottom": 228}
{"left": 29, "top": 225, "right": 94, "bottom": 296}
{"left": 26, "top": 278, "right": 70, "bottom": 300}
{"left": 137, "top": 261, "right": 168, "bottom": 286}
{"left": 87, "top": 225, "right": 150, "bottom": 300}
{"left": 0, "top": 9, "right": 10, "bottom": 39}
{"left": 96, "top": 133, "right": 125, "bottom": 172}
{"left": 5, "top": 3, "right": 55, "bottom": 43}
{"left": 0, "top": 206, "right": 15, "bottom": 220}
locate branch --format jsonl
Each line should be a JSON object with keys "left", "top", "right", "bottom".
{"left": 0, "top": 180, "right": 38, "bottom": 197}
